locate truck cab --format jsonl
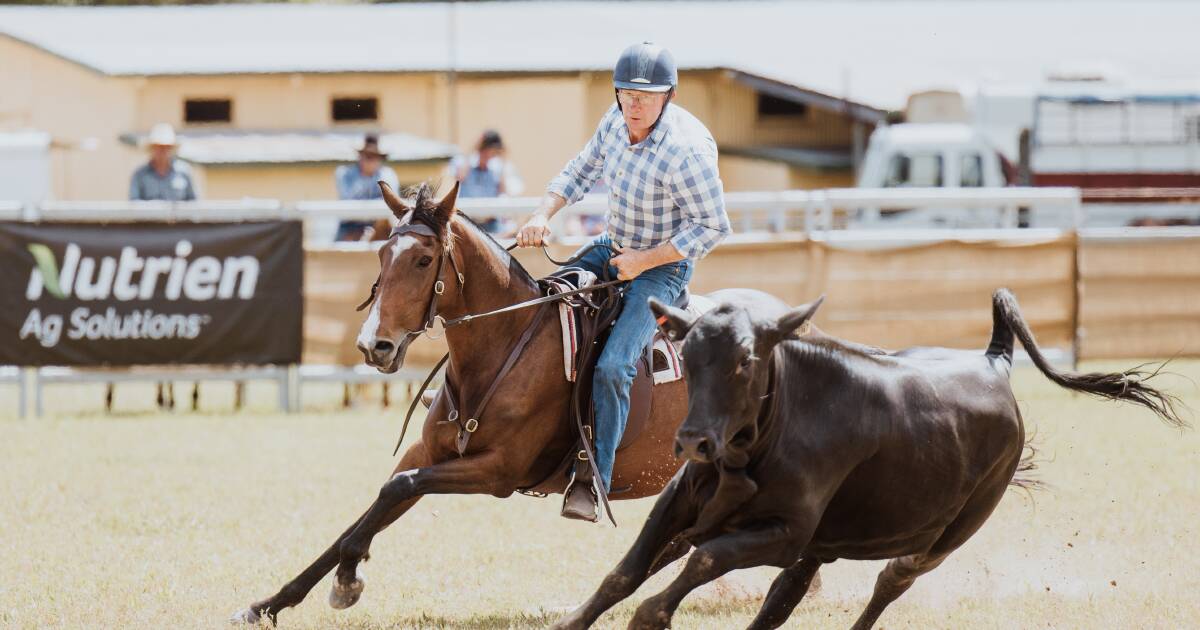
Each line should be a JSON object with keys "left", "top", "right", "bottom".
{"left": 853, "top": 123, "right": 1009, "bottom": 227}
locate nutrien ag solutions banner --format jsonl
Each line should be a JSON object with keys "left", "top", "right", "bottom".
{"left": 0, "top": 221, "right": 302, "bottom": 366}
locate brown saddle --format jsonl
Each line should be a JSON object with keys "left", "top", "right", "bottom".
{"left": 516, "top": 269, "right": 689, "bottom": 498}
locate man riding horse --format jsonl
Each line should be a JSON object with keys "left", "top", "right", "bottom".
{"left": 517, "top": 42, "right": 731, "bottom": 521}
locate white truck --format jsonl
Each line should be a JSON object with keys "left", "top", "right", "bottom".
{"left": 854, "top": 82, "right": 1200, "bottom": 228}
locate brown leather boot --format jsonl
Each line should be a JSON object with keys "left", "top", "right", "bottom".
{"left": 560, "top": 477, "right": 600, "bottom": 523}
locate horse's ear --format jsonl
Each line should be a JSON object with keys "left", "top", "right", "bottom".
{"left": 767, "top": 295, "right": 825, "bottom": 344}
{"left": 379, "top": 181, "right": 412, "bottom": 220}
{"left": 649, "top": 296, "right": 696, "bottom": 341}
{"left": 433, "top": 180, "right": 460, "bottom": 227}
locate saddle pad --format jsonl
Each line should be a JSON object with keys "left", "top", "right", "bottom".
{"left": 559, "top": 292, "right": 716, "bottom": 385}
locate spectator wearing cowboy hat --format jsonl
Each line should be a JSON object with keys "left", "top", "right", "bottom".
{"left": 129, "top": 123, "right": 197, "bottom": 201}
{"left": 335, "top": 133, "right": 400, "bottom": 241}
{"left": 447, "top": 129, "right": 525, "bottom": 235}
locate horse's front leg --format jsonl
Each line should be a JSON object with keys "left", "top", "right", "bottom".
{"left": 627, "top": 520, "right": 811, "bottom": 630}
{"left": 330, "top": 451, "right": 509, "bottom": 608}
{"left": 231, "top": 442, "right": 431, "bottom": 625}
{"left": 550, "top": 469, "right": 700, "bottom": 630}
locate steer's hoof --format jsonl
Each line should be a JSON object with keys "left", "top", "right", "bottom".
{"left": 229, "top": 607, "right": 261, "bottom": 625}
{"left": 328, "top": 571, "right": 365, "bottom": 610}
{"left": 547, "top": 609, "right": 588, "bottom": 630}
{"left": 628, "top": 602, "right": 671, "bottom": 630}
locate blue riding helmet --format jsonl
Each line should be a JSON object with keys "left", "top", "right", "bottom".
{"left": 613, "top": 42, "right": 677, "bottom": 93}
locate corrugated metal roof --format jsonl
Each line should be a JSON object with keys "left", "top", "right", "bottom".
{"left": 118, "top": 130, "right": 458, "bottom": 165}
{"left": 2, "top": 2, "right": 1199, "bottom": 111}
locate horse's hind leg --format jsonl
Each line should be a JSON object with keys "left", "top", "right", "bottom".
{"left": 745, "top": 557, "right": 825, "bottom": 630}
{"left": 550, "top": 470, "right": 700, "bottom": 630}
{"left": 231, "top": 442, "right": 431, "bottom": 625}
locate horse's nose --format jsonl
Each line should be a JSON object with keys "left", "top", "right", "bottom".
{"left": 358, "top": 337, "right": 397, "bottom": 367}
{"left": 675, "top": 428, "right": 718, "bottom": 463}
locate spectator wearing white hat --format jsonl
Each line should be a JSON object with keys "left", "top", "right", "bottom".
{"left": 129, "top": 123, "right": 197, "bottom": 201}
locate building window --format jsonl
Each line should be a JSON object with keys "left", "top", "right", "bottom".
{"left": 757, "top": 93, "right": 808, "bottom": 117}
{"left": 332, "top": 97, "right": 379, "bottom": 122}
{"left": 184, "top": 99, "right": 232, "bottom": 123}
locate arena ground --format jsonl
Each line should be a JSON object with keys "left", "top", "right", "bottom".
{"left": 1, "top": 360, "right": 1197, "bottom": 629}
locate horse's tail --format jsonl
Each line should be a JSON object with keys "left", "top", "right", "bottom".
{"left": 986, "top": 288, "right": 1187, "bottom": 428}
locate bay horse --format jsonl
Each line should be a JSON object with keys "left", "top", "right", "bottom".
{"left": 549, "top": 288, "right": 1185, "bottom": 630}
{"left": 232, "top": 181, "right": 706, "bottom": 624}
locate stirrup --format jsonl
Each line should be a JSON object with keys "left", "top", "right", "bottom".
{"left": 560, "top": 472, "right": 600, "bottom": 523}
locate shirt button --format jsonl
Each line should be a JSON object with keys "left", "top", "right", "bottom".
{"left": 618, "top": 170, "right": 624, "bottom": 177}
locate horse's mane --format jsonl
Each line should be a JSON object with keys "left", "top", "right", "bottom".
{"left": 401, "top": 181, "right": 538, "bottom": 288}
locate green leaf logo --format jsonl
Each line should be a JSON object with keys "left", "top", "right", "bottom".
{"left": 27, "top": 243, "right": 65, "bottom": 299}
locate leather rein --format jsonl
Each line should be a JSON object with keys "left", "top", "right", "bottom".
{"left": 354, "top": 219, "right": 623, "bottom": 456}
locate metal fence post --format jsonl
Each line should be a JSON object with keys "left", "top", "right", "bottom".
{"left": 34, "top": 368, "right": 43, "bottom": 418}
{"left": 277, "top": 365, "right": 289, "bottom": 413}
{"left": 289, "top": 364, "right": 300, "bottom": 413}
{"left": 18, "top": 367, "right": 29, "bottom": 419}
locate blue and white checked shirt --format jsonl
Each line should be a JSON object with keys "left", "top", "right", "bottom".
{"left": 548, "top": 103, "right": 730, "bottom": 260}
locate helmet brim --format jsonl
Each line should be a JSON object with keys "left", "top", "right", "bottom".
{"left": 613, "top": 81, "right": 673, "bottom": 93}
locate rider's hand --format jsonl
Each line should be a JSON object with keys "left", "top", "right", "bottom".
{"left": 516, "top": 214, "right": 551, "bottom": 248}
{"left": 612, "top": 247, "right": 648, "bottom": 281}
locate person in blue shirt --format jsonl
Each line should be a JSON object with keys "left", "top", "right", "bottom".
{"left": 335, "top": 134, "right": 400, "bottom": 241}
{"left": 448, "top": 130, "right": 524, "bottom": 235}
{"left": 129, "top": 123, "right": 197, "bottom": 202}
{"left": 518, "top": 43, "right": 731, "bottom": 521}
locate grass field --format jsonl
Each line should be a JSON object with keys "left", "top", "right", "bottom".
{"left": 1, "top": 361, "right": 1197, "bottom": 630}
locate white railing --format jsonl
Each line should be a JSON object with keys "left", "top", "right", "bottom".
{"left": 11, "top": 188, "right": 1085, "bottom": 236}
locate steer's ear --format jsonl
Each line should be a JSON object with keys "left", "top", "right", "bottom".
{"left": 766, "top": 295, "right": 825, "bottom": 345}
{"left": 649, "top": 296, "right": 697, "bottom": 341}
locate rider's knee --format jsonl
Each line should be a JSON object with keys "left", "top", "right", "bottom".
{"left": 594, "top": 357, "right": 634, "bottom": 388}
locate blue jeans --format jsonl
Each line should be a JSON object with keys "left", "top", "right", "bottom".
{"left": 566, "top": 235, "right": 693, "bottom": 489}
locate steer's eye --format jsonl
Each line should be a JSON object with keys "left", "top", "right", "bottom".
{"left": 417, "top": 255, "right": 433, "bottom": 268}
{"left": 736, "top": 355, "right": 753, "bottom": 373}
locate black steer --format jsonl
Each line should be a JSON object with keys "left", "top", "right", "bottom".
{"left": 550, "top": 288, "right": 1184, "bottom": 630}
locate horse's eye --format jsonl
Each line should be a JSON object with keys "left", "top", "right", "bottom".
{"left": 738, "top": 356, "right": 753, "bottom": 372}
{"left": 417, "top": 256, "right": 433, "bottom": 268}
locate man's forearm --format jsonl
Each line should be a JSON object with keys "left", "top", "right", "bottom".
{"left": 534, "top": 192, "right": 569, "bottom": 220}
{"left": 645, "top": 241, "right": 687, "bottom": 267}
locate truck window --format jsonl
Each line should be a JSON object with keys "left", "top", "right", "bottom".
{"left": 960, "top": 153, "right": 984, "bottom": 187}
{"left": 884, "top": 153, "right": 943, "bottom": 187}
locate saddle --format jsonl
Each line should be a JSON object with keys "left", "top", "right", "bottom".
{"left": 515, "top": 268, "right": 701, "bottom": 505}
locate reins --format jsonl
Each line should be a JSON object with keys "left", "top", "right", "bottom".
{"left": 362, "top": 220, "right": 626, "bottom": 456}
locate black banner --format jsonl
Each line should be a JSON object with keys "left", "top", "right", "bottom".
{"left": 0, "top": 221, "right": 302, "bottom": 366}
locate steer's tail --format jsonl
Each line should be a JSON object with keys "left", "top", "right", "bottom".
{"left": 986, "top": 288, "right": 1187, "bottom": 428}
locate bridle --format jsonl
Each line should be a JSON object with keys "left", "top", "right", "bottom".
{"left": 355, "top": 221, "right": 463, "bottom": 341}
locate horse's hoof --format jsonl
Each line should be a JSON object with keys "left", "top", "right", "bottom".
{"left": 328, "top": 571, "right": 366, "bottom": 610}
{"left": 229, "top": 607, "right": 261, "bottom": 625}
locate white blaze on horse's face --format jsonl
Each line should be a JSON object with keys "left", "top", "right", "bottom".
{"left": 356, "top": 235, "right": 419, "bottom": 350}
